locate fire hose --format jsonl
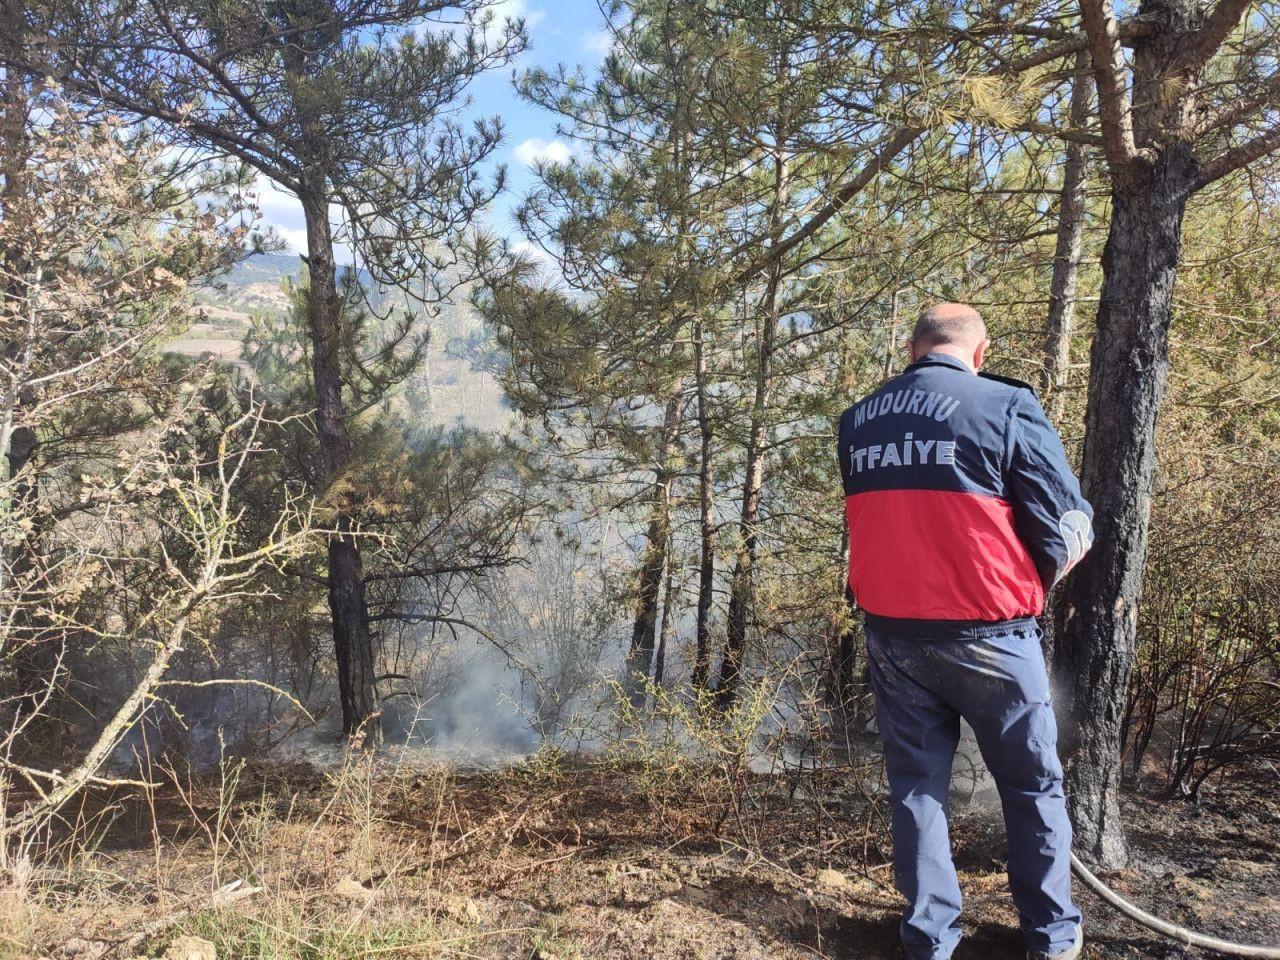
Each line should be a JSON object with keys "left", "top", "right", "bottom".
{"left": 1069, "top": 852, "right": 1280, "bottom": 958}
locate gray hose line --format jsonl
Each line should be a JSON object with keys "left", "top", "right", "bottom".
{"left": 1070, "top": 852, "right": 1280, "bottom": 958}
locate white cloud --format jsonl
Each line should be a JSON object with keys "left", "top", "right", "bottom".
{"left": 251, "top": 177, "right": 304, "bottom": 227}
{"left": 245, "top": 176, "right": 305, "bottom": 251}
{"left": 580, "top": 29, "right": 612, "bottom": 58}
{"left": 415, "top": 0, "right": 541, "bottom": 65}
{"left": 513, "top": 239, "right": 551, "bottom": 263}
{"left": 514, "top": 137, "right": 572, "bottom": 167}
{"left": 483, "top": 0, "right": 544, "bottom": 47}
{"left": 276, "top": 227, "right": 309, "bottom": 255}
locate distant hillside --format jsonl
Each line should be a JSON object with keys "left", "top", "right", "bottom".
{"left": 191, "top": 253, "right": 473, "bottom": 332}
{"left": 175, "top": 253, "right": 509, "bottom": 431}
{"left": 193, "top": 252, "right": 301, "bottom": 317}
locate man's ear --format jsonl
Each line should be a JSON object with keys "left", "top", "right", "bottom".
{"left": 905, "top": 338, "right": 918, "bottom": 362}
{"left": 973, "top": 338, "right": 990, "bottom": 371}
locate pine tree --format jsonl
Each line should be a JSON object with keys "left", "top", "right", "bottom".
{"left": 22, "top": 0, "right": 526, "bottom": 740}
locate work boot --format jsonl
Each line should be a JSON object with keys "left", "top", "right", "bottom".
{"left": 1028, "top": 925, "right": 1082, "bottom": 960}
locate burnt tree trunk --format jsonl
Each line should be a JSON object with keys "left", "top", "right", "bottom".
{"left": 692, "top": 317, "right": 716, "bottom": 691}
{"left": 653, "top": 549, "right": 678, "bottom": 689}
{"left": 827, "top": 523, "right": 857, "bottom": 713}
{"left": 281, "top": 21, "right": 380, "bottom": 743}
{"left": 828, "top": 588, "right": 858, "bottom": 712}
{"left": 300, "top": 187, "right": 379, "bottom": 743}
{"left": 623, "top": 512, "right": 667, "bottom": 709}
{"left": 624, "top": 394, "right": 682, "bottom": 709}
{"left": 1056, "top": 144, "right": 1195, "bottom": 866}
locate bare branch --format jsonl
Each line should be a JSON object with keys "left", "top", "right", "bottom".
{"left": 1078, "top": 0, "right": 1141, "bottom": 169}
{"left": 1012, "top": 121, "right": 1105, "bottom": 147}
{"left": 1195, "top": 73, "right": 1280, "bottom": 134}
{"left": 119, "top": 880, "right": 262, "bottom": 954}
{"left": 730, "top": 126, "right": 924, "bottom": 286}
{"left": 1180, "top": 0, "right": 1256, "bottom": 72}
{"left": 988, "top": 17, "right": 1154, "bottom": 75}
{"left": 1194, "top": 123, "right": 1280, "bottom": 188}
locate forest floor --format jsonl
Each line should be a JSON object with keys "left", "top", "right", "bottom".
{"left": 3, "top": 752, "right": 1279, "bottom": 960}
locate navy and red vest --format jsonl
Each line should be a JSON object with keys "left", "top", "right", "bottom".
{"left": 837, "top": 353, "right": 1093, "bottom": 639}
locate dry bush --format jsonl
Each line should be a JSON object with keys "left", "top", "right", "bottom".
{"left": 1, "top": 405, "right": 318, "bottom": 868}
{"left": 1125, "top": 383, "right": 1280, "bottom": 798}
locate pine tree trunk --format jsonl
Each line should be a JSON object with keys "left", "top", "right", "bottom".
{"left": 716, "top": 447, "right": 765, "bottom": 706}
{"left": 692, "top": 318, "right": 716, "bottom": 691}
{"left": 623, "top": 509, "right": 667, "bottom": 708}
{"left": 5, "top": 420, "right": 51, "bottom": 753}
{"left": 1041, "top": 56, "right": 1093, "bottom": 422}
{"left": 300, "top": 187, "right": 379, "bottom": 744}
{"left": 0, "top": 0, "right": 29, "bottom": 602}
{"left": 623, "top": 397, "right": 681, "bottom": 708}
{"left": 716, "top": 138, "right": 789, "bottom": 708}
{"left": 716, "top": 258, "right": 783, "bottom": 708}
{"left": 828, "top": 525, "right": 857, "bottom": 713}
{"left": 1055, "top": 144, "right": 1195, "bottom": 867}
{"left": 653, "top": 550, "right": 678, "bottom": 689}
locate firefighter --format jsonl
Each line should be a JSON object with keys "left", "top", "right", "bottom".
{"left": 837, "top": 303, "right": 1093, "bottom": 960}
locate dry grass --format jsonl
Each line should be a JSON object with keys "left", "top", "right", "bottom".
{"left": 0, "top": 735, "right": 893, "bottom": 960}
{"left": 4, "top": 742, "right": 1279, "bottom": 960}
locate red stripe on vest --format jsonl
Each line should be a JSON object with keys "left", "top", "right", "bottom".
{"left": 845, "top": 489, "right": 1044, "bottom": 621}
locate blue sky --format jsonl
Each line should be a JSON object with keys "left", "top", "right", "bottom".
{"left": 256, "top": 0, "right": 610, "bottom": 259}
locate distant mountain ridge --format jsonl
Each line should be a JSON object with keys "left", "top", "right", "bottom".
{"left": 179, "top": 252, "right": 508, "bottom": 431}
{"left": 193, "top": 252, "right": 301, "bottom": 316}
{"left": 194, "top": 252, "right": 431, "bottom": 323}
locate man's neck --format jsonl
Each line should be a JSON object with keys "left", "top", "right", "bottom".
{"left": 915, "top": 346, "right": 977, "bottom": 372}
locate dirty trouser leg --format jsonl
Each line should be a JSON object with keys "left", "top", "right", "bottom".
{"left": 949, "top": 627, "right": 1082, "bottom": 956}
{"left": 866, "top": 627, "right": 964, "bottom": 960}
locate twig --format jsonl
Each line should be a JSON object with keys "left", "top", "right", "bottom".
{"left": 489, "top": 847, "right": 582, "bottom": 889}
{"left": 110, "top": 879, "right": 262, "bottom": 955}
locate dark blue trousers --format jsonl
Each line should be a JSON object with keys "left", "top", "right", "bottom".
{"left": 866, "top": 622, "right": 1081, "bottom": 959}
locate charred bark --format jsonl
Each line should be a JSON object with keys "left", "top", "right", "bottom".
{"left": 300, "top": 187, "right": 378, "bottom": 743}
{"left": 692, "top": 318, "right": 716, "bottom": 691}
{"left": 623, "top": 518, "right": 667, "bottom": 708}
{"left": 828, "top": 585, "right": 858, "bottom": 712}
{"left": 623, "top": 396, "right": 682, "bottom": 708}
{"left": 1056, "top": 144, "right": 1195, "bottom": 867}
{"left": 653, "top": 550, "right": 678, "bottom": 689}
{"left": 828, "top": 520, "right": 858, "bottom": 713}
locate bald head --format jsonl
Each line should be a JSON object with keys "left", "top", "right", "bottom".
{"left": 908, "top": 303, "right": 989, "bottom": 371}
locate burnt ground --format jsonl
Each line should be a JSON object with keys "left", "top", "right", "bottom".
{"left": 3, "top": 755, "right": 1279, "bottom": 959}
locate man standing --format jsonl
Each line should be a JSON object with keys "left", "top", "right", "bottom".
{"left": 838, "top": 303, "right": 1093, "bottom": 960}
